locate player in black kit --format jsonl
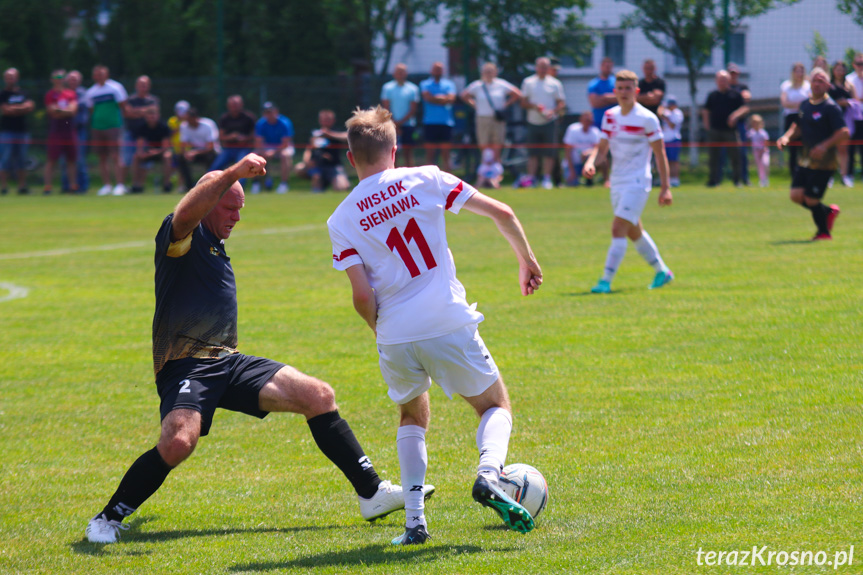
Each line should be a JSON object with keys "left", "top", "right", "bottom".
{"left": 777, "top": 68, "right": 849, "bottom": 240}
{"left": 86, "top": 153, "right": 430, "bottom": 543}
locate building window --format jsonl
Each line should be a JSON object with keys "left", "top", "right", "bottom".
{"left": 561, "top": 34, "right": 594, "bottom": 69}
{"left": 728, "top": 32, "right": 746, "bottom": 66}
{"left": 603, "top": 33, "right": 625, "bottom": 67}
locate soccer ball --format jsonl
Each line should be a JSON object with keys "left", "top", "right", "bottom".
{"left": 499, "top": 463, "right": 549, "bottom": 519}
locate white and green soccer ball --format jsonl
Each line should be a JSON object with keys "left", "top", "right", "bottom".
{"left": 499, "top": 463, "right": 549, "bottom": 519}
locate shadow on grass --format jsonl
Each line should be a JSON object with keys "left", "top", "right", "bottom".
{"left": 229, "top": 543, "right": 495, "bottom": 571}
{"left": 566, "top": 290, "right": 625, "bottom": 297}
{"left": 70, "top": 515, "right": 340, "bottom": 555}
{"left": 769, "top": 239, "right": 816, "bottom": 245}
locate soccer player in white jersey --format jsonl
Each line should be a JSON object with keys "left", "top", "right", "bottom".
{"left": 327, "top": 106, "right": 543, "bottom": 545}
{"left": 583, "top": 69, "right": 674, "bottom": 293}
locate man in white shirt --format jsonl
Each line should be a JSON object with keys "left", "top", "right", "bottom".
{"left": 583, "top": 69, "right": 674, "bottom": 294}
{"left": 562, "top": 111, "right": 601, "bottom": 186}
{"left": 519, "top": 57, "right": 566, "bottom": 189}
{"left": 328, "top": 106, "right": 543, "bottom": 545}
{"left": 661, "top": 96, "right": 684, "bottom": 187}
{"left": 176, "top": 107, "right": 220, "bottom": 191}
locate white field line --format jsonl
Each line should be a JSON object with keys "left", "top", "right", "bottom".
{"left": 0, "top": 224, "right": 323, "bottom": 261}
{"left": 0, "top": 282, "right": 29, "bottom": 303}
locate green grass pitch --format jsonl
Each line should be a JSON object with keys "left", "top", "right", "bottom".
{"left": 1, "top": 178, "right": 861, "bottom": 574}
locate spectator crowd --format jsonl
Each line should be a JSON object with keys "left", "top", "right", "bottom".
{"left": 2, "top": 54, "right": 863, "bottom": 196}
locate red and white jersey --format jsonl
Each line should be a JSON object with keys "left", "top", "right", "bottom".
{"left": 328, "top": 165, "right": 483, "bottom": 344}
{"left": 600, "top": 103, "right": 663, "bottom": 191}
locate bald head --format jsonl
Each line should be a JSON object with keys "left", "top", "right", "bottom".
{"left": 715, "top": 70, "right": 730, "bottom": 91}
{"left": 535, "top": 57, "right": 550, "bottom": 78}
{"left": 3, "top": 68, "right": 19, "bottom": 88}
{"left": 394, "top": 63, "right": 408, "bottom": 83}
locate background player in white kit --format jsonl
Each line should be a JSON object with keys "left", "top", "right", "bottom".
{"left": 583, "top": 69, "right": 673, "bottom": 294}
{"left": 327, "top": 106, "right": 543, "bottom": 545}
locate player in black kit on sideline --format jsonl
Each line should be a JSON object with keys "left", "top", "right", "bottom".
{"left": 777, "top": 68, "right": 849, "bottom": 241}
{"left": 85, "top": 153, "right": 431, "bottom": 543}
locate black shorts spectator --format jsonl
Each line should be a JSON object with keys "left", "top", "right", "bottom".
{"left": 423, "top": 124, "right": 452, "bottom": 144}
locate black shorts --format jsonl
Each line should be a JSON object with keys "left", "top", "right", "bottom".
{"left": 423, "top": 124, "right": 452, "bottom": 144}
{"left": 792, "top": 167, "right": 832, "bottom": 200}
{"left": 156, "top": 354, "right": 285, "bottom": 436}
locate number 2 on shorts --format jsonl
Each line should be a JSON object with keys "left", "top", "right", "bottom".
{"left": 386, "top": 218, "right": 437, "bottom": 278}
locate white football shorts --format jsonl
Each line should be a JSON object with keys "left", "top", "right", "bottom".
{"left": 377, "top": 324, "right": 500, "bottom": 405}
{"left": 610, "top": 185, "right": 650, "bottom": 225}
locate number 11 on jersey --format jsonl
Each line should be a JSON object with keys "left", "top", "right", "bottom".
{"left": 386, "top": 218, "right": 437, "bottom": 278}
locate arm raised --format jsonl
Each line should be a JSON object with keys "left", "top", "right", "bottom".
{"left": 171, "top": 153, "right": 266, "bottom": 241}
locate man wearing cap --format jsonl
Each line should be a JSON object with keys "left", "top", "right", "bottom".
{"left": 252, "top": 102, "right": 294, "bottom": 194}
{"left": 168, "top": 101, "right": 190, "bottom": 189}
{"left": 727, "top": 63, "right": 751, "bottom": 185}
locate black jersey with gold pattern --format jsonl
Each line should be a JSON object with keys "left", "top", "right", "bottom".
{"left": 152, "top": 214, "right": 238, "bottom": 375}
{"left": 797, "top": 97, "right": 845, "bottom": 171}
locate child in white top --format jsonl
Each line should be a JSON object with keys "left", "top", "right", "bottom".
{"left": 476, "top": 147, "right": 504, "bottom": 189}
{"left": 746, "top": 114, "right": 770, "bottom": 187}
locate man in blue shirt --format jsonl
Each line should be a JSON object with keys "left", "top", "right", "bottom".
{"left": 587, "top": 57, "right": 617, "bottom": 186}
{"left": 253, "top": 101, "right": 294, "bottom": 193}
{"left": 420, "top": 62, "right": 456, "bottom": 171}
{"left": 381, "top": 63, "right": 420, "bottom": 167}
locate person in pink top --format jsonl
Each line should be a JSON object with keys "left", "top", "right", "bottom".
{"left": 747, "top": 114, "right": 770, "bottom": 187}
{"left": 43, "top": 68, "right": 79, "bottom": 195}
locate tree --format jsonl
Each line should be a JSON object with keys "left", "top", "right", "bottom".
{"left": 441, "top": 0, "right": 593, "bottom": 78}
{"left": 804, "top": 31, "right": 828, "bottom": 63}
{"left": 619, "top": 0, "right": 800, "bottom": 166}
{"left": 838, "top": 0, "right": 863, "bottom": 27}
{"left": 321, "top": 0, "right": 441, "bottom": 76}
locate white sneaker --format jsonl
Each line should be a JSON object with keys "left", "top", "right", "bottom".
{"left": 250, "top": 182, "right": 261, "bottom": 194}
{"left": 542, "top": 177, "right": 553, "bottom": 190}
{"left": 842, "top": 175, "right": 854, "bottom": 187}
{"left": 276, "top": 182, "right": 289, "bottom": 194}
{"left": 85, "top": 514, "right": 129, "bottom": 544}
{"left": 358, "top": 480, "right": 436, "bottom": 521}
{"left": 827, "top": 177, "right": 834, "bottom": 189}
{"left": 112, "top": 184, "right": 127, "bottom": 196}
{"left": 97, "top": 185, "right": 112, "bottom": 196}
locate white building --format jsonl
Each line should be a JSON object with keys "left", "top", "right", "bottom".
{"left": 385, "top": 0, "right": 862, "bottom": 116}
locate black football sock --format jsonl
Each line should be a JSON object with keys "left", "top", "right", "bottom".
{"left": 307, "top": 410, "right": 381, "bottom": 499}
{"left": 811, "top": 202, "right": 830, "bottom": 235}
{"left": 100, "top": 447, "right": 173, "bottom": 522}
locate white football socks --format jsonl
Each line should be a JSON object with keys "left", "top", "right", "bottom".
{"left": 601, "top": 237, "right": 628, "bottom": 283}
{"left": 634, "top": 230, "right": 667, "bottom": 272}
{"left": 476, "top": 407, "right": 513, "bottom": 482}
{"left": 397, "top": 425, "right": 428, "bottom": 528}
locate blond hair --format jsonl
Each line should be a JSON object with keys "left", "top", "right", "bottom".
{"left": 749, "top": 114, "right": 764, "bottom": 129}
{"left": 346, "top": 106, "right": 397, "bottom": 165}
{"left": 615, "top": 69, "right": 638, "bottom": 85}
